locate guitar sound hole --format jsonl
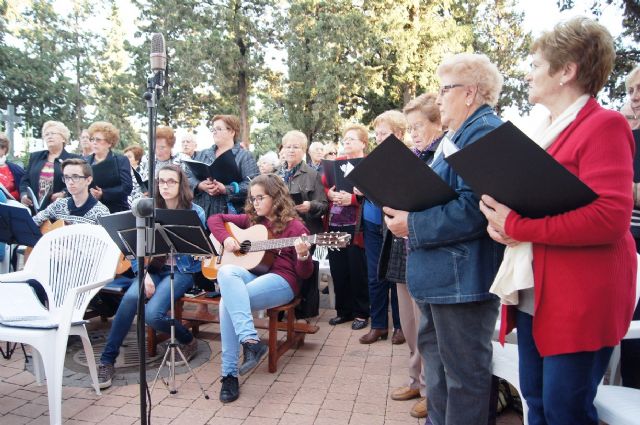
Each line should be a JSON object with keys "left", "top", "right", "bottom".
{"left": 239, "top": 240, "right": 251, "bottom": 254}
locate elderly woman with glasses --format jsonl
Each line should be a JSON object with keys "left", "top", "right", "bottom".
{"left": 188, "top": 114, "right": 259, "bottom": 216}
{"left": 322, "top": 124, "right": 370, "bottom": 330}
{"left": 385, "top": 53, "right": 505, "bottom": 425}
{"left": 20, "top": 121, "right": 81, "bottom": 211}
{"left": 86, "top": 121, "right": 132, "bottom": 213}
{"left": 480, "top": 19, "right": 636, "bottom": 424}
{"left": 0, "top": 132, "right": 24, "bottom": 200}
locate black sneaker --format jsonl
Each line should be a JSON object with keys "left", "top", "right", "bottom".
{"left": 98, "top": 363, "right": 115, "bottom": 389}
{"left": 238, "top": 340, "right": 267, "bottom": 376}
{"left": 219, "top": 374, "right": 239, "bottom": 403}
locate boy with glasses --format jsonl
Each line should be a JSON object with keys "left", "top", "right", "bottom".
{"left": 32, "top": 158, "right": 109, "bottom": 225}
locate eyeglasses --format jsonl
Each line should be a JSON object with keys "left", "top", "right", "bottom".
{"left": 325, "top": 152, "right": 337, "bottom": 156}
{"left": 408, "top": 122, "right": 426, "bottom": 133}
{"left": 158, "top": 178, "right": 179, "bottom": 187}
{"left": 211, "top": 127, "right": 229, "bottom": 134}
{"left": 249, "top": 194, "right": 270, "bottom": 204}
{"left": 284, "top": 145, "right": 303, "bottom": 150}
{"left": 43, "top": 131, "right": 62, "bottom": 138}
{"left": 439, "top": 84, "right": 464, "bottom": 96}
{"left": 90, "top": 137, "right": 107, "bottom": 143}
{"left": 63, "top": 174, "right": 88, "bottom": 183}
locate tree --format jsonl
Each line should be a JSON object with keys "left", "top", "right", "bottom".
{"left": 93, "top": 0, "right": 141, "bottom": 148}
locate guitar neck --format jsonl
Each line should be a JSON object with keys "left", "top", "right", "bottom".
{"left": 249, "top": 234, "right": 317, "bottom": 252}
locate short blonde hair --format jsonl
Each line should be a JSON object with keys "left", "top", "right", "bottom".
{"left": 42, "top": 121, "right": 71, "bottom": 144}
{"left": 308, "top": 141, "right": 324, "bottom": 154}
{"left": 372, "top": 110, "right": 407, "bottom": 138}
{"left": 88, "top": 121, "right": 119, "bottom": 148}
{"left": 532, "top": 17, "right": 615, "bottom": 97}
{"left": 156, "top": 125, "right": 176, "bottom": 148}
{"left": 342, "top": 123, "right": 369, "bottom": 144}
{"left": 437, "top": 53, "right": 504, "bottom": 107}
{"left": 626, "top": 65, "right": 640, "bottom": 92}
{"left": 282, "top": 130, "right": 308, "bottom": 151}
{"left": 403, "top": 93, "right": 441, "bottom": 125}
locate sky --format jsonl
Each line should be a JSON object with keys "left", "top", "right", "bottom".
{"left": 5, "top": 0, "right": 630, "bottom": 153}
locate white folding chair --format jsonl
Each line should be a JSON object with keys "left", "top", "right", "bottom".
{"left": 0, "top": 224, "right": 120, "bottom": 425}
{"left": 593, "top": 254, "right": 640, "bottom": 425}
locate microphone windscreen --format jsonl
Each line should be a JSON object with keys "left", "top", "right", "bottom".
{"left": 150, "top": 33, "right": 166, "bottom": 72}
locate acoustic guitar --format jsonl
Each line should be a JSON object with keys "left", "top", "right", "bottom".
{"left": 201, "top": 222, "right": 350, "bottom": 280}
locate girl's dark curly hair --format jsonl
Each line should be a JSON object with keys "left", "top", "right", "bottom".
{"left": 245, "top": 173, "right": 299, "bottom": 234}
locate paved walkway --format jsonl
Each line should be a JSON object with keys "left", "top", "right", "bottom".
{"left": 0, "top": 307, "right": 523, "bottom": 424}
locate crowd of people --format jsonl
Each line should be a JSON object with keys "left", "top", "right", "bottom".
{"left": 1, "top": 15, "right": 640, "bottom": 425}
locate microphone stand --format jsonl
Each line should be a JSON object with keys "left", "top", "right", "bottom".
{"left": 137, "top": 69, "right": 164, "bottom": 425}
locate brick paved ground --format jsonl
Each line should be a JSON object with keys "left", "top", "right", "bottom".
{"left": 0, "top": 307, "right": 523, "bottom": 425}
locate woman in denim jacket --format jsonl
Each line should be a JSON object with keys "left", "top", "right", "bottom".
{"left": 385, "top": 53, "right": 505, "bottom": 425}
{"left": 97, "top": 165, "right": 205, "bottom": 389}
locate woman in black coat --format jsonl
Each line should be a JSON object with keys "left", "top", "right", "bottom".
{"left": 20, "top": 121, "right": 80, "bottom": 211}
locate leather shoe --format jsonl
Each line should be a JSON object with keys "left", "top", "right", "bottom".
{"left": 391, "top": 328, "right": 406, "bottom": 345}
{"left": 390, "top": 386, "right": 421, "bottom": 401}
{"left": 329, "top": 316, "right": 353, "bottom": 326}
{"left": 359, "top": 328, "right": 388, "bottom": 344}
{"left": 351, "top": 318, "right": 369, "bottom": 330}
{"left": 410, "top": 397, "right": 428, "bottom": 418}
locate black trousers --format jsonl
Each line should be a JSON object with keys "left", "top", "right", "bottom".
{"left": 327, "top": 226, "right": 369, "bottom": 319}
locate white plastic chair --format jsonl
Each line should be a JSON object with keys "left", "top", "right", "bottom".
{"left": 493, "top": 254, "right": 640, "bottom": 425}
{"left": 0, "top": 224, "right": 120, "bottom": 425}
{"left": 593, "top": 254, "right": 640, "bottom": 425}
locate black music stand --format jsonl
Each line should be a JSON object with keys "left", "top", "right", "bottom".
{"left": 99, "top": 209, "right": 214, "bottom": 398}
{"left": 0, "top": 202, "right": 39, "bottom": 360}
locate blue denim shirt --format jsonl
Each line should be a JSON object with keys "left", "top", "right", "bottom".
{"left": 406, "top": 105, "right": 505, "bottom": 304}
{"left": 131, "top": 203, "right": 206, "bottom": 274}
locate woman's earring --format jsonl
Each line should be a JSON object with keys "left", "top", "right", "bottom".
{"left": 560, "top": 81, "right": 564, "bottom": 86}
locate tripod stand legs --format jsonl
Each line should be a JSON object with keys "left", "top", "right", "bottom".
{"left": 150, "top": 339, "right": 210, "bottom": 399}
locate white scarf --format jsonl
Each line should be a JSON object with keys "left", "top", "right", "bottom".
{"left": 489, "top": 95, "right": 590, "bottom": 305}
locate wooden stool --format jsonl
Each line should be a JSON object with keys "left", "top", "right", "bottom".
{"left": 146, "top": 295, "right": 319, "bottom": 373}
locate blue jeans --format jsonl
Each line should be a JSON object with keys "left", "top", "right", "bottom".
{"left": 415, "top": 298, "right": 499, "bottom": 425}
{"left": 100, "top": 266, "right": 195, "bottom": 365}
{"left": 217, "top": 265, "right": 294, "bottom": 377}
{"left": 363, "top": 220, "right": 400, "bottom": 330}
{"left": 517, "top": 311, "right": 613, "bottom": 425}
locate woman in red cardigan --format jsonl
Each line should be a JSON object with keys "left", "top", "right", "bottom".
{"left": 480, "top": 17, "right": 636, "bottom": 425}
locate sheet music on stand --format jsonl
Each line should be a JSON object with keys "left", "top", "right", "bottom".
{"left": 98, "top": 209, "right": 216, "bottom": 259}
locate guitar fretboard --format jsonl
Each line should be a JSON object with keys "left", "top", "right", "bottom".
{"left": 248, "top": 234, "right": 318, "bottom": 252}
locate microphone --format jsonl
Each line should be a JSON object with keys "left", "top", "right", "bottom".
{"left": 132, "top": 197, "right": 154, "bottom": 218}
{"left": 150, "top": 33, "right": 166, "bottom": 74}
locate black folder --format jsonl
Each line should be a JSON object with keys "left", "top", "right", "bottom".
{"left": 322, "top": 158, "right": 363, "bottom": 193}
{"left": 632, "top": 129, "right": 640, "bottom": 182}
{"left": 0, "top": 202, "right": 42, "bottom": 246}
{"left": 345, "top": 135, "right": 456, "bottom": 211}
{"left": 91, "top": 156, "right": 121, "bottom": 189}
{"left": 445, "top": 121, "right": 598, "bottom": 219}
{"left": 183, "top": 150, "right": 242, "bottom": 184}
{"left": 132, "top": 168, "right": 149, "bottom": 193}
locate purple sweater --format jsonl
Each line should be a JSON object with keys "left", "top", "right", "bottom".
{"left": 207, "top": 213, "right": 313, "bottom": 294}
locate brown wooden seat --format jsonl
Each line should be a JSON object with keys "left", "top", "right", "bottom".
{"left": 147, "top": 295, "right": 319, "bottom": 373}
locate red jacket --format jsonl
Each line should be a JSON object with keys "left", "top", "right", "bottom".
{"left": 501, "top": 98, "right": 637, "bottom": 356}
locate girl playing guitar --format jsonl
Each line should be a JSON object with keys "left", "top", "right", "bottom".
{"left": 207, "top": 173, "right": 312, "bottom": 403}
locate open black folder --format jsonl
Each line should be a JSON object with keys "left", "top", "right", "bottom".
{"left": 321, "top": 158, "right": 363, "bottom": 193}
{"left": 445, "top": 121, "right": 598, "bottom": 219}
{"left": 183, "top": 149, "right": 242, "bottom": 184}
{"left": 345, "top": 135, "right": 456, "bottom": 211}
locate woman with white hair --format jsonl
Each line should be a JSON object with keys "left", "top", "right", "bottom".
{"left": 257, "top": 151, "right": 280, "bottom": 174}
{"left": 385, "top": 53, "right": 506, "bottom": 424}
{"left": 20, "top": 121, "right": 81, "bottom": 211}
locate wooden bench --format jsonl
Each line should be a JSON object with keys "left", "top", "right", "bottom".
{"left": 147, "top": 295, "right": 319, "bottom": 373}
